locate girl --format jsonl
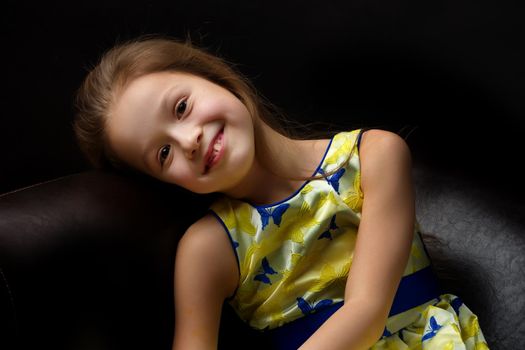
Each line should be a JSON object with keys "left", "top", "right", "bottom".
{"left": 73, "top": 35, "right": 489, "bottom": 350}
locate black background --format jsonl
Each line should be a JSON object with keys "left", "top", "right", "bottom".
{"left": 2, "top": 0, "right": 524, "bottom": 197}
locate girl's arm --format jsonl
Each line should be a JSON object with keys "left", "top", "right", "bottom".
{"left": 299, "top": 129, "right": 415, "bottom": 350}
{"left": 172, "top": 214, "right": 239, "bottom": 350}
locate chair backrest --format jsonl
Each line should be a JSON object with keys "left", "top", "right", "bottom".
{"left": 1, "top": 167, "right": 523, "bottom": 349}
{"left": 0, "top": 171, "right": 208, "bottom": 350}
{"left": 413, "top": 164, "right": 525, "bottom": 350}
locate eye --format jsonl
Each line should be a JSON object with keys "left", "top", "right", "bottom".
{"left": 159, "top": 145, "right": 171, "bottom": 166}
{"left": 175, "top": 97, "right": 188, "bottom": 119}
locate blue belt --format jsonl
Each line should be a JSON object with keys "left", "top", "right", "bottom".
{"left": 266, "top": 266, "right": 442, "bottom": 350}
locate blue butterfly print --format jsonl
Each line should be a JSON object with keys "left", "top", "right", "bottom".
{"left": 296, "top": 297, "right": 333, "bottom": 315}
{"left": 257, "top": 203, "right": 290, "bottom": 230}
{"left": 451, "top": 296, "right": 463, "bottom": 314}
{"left": 254, "top": 257, "right": 278, "bottom": 285}
{"left": 318, "top": 168, "right": 345, "bottom": 194}
{"left": 318, "top": 214, "right": 338, "bottom": 240}
{"left": 421, "top": 316, "right": 442, "bottom": 342}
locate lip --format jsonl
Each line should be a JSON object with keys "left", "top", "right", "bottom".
{"left": 203, "top": 128, "right": 225, "bottom": 174}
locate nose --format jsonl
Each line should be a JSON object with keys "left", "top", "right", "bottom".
{"left": 179, "top": 127, "right": 202, "bottom": 160}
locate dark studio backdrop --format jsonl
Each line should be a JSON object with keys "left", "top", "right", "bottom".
{"left": 2, "top": 0, "right": 524, "bottom": 198}
{"left": 0, "top": 0, "right": 525, "bottom": 348}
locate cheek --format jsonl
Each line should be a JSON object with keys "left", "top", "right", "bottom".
{"left": 160, "top": 161, "right": 192, "bottom": 186}
{"left": 172, "top": 168, "right": 195, "bottom": 187}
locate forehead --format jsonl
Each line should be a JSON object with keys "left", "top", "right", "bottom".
{"left": 110, "top": 70, "right": 211, "bottom": 119}
{"left": 115, "top": 71, "right": 194, "bottom": 104}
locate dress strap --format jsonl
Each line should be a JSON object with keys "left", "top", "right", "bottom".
{"left": 357, "top": 128, "right": 369, "bottom": 151}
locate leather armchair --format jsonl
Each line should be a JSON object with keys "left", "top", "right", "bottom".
{"left": 0, "top": 165, "right": 523, "bottom": 349}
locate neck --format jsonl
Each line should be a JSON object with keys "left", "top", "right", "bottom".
{"left": 222, "top": 119, "right": 329, "bottom": 206}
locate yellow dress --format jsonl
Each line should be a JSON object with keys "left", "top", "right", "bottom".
{"left": 209, "top": 129, "right": 489, "bottom": 349}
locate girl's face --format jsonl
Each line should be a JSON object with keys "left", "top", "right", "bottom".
{"left": 106, "top": 71, "right": 256, "bottom": 194}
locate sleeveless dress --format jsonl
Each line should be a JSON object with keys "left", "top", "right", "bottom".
{"left": 209, "top": 129, "right": 489, "bottom": 350}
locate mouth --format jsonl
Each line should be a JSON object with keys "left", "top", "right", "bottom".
{"left": 204, "top": 127, "right": 225, "bottom": 174}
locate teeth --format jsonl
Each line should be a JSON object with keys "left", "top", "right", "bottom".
{"left": 212, "top": 133, "right": 222, "bottom": 152}
{"left": 213, "top": 141, "right": 221, "bottom": 152}
{"left": 207, "top": 131, "right": 223, "bottom": 169}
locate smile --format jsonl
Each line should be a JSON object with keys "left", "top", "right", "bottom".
{"left": 204, "top": 128, "right": 225, "bottom": 173}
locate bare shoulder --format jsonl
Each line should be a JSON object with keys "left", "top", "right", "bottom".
{"left": 182, "top": 213, "right": 227, "bottom": 243}
{"left": 359, "top": 129, "right": 411, "bottom": 165}
{"left": 176, "top": 213, "right": 239, "bottom": 299}
{"left": 359, "top": 129, "right": 410, "bottom": 154}
{"left": 358, "top": 129, "right": 412, "bottom": 192}
{"left": 180, "top": 213, "right": 232, "bottom": 251}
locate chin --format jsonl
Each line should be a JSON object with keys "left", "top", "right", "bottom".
{"left": 188, "top": 186, "right": 215, "bottom": 195}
